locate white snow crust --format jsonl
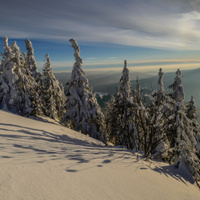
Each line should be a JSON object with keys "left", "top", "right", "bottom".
{"left": 0, "top": 110, "right": 200, "bottom": 200}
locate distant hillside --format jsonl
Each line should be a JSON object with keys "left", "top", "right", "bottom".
{"left": 55, "top": 68, "right": 200, "bottom": 112}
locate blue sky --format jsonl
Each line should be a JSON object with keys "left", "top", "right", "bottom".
{"left": 1, "top": 0, "right": 200, "bottom": 73}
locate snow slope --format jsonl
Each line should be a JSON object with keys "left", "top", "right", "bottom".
{"left": 0, "top": 110, "right": 200, "bottom": 200}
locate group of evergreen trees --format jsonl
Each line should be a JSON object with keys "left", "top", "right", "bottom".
{"left": 105, "top": 62, "right": 200, "bottom": 187}
{"left": 0, "top": 37, "right": 200, "bottom": 187}
{"left": 0, "top": 37, "right": 66, "bottom": 120}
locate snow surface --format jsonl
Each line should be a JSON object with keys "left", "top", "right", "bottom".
{"left": 0, "top": 110, "right": 200, "bottom": 200}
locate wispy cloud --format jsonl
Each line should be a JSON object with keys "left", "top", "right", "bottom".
{"left": 44, "top": 58, "right": 200, "bottom": 73}
{"left": 85, "top": 57, "right": 98, "bottom": 60}
{"left": 2, "top": 0, "right": 200, "bottom": 50}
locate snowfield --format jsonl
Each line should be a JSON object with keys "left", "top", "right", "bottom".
{"left": 0, "top": 110, "right": 200, "bottom": 200}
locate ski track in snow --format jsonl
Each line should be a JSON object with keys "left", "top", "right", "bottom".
{"left": 0, "top": 110, "right": 200, "bottom": 200}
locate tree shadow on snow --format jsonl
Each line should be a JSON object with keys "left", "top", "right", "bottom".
{"left": 0, "top": 123, "right": 103, "bottom": 148}
{"left": 0, "top": 122, "right": 135, "bottom": 171}
{"left": 150, "top": 163, "right": 195, "bottom": 185}
{"left": 1, "top": 121, "right": 192, "bottom": 185}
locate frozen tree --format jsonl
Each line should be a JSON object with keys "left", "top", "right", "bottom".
{"left": 56, "top": 82, "right": 67, "bottom": 121}
{"left": 146, "top": 68, "right": 170, "bottom": 158}
{"left": 165, "top": 70, "right": 200, "bottom": 187}
{"left": 119, "top": 60, "right": 131, "bottom": 100}
{"left": 131, "top": 77, "right": 160, "bottom": 155}
{"left": 0, "top": 38, "right": 20, "bottom": 111}
{"left": 63, "top": 39, "right": 105, "bottom": 140}
{"left": 0, "top": 37, "right": 40, "bottom": 116}
{"left": 172, "top": 103, "right": 200, "bottom": 187}
{"left": 166, "top": 69, "right": 185, "bottom": 147}
{"left": 132, "top": 78, "right": 159, "bottom": 156}
{"left": 25, "top": 40, "right": 41, "bottom": 80}
{"left": 105, "top": 61, "right": 137, "bottom": 149}
{"left": 186, "top": 96, "right": 200, "bottom": 156}
{"left": 41, "top": 54, "right": 66, "bottom": 121}
{"left": 24, "top": 39, "right": 44, "bottom": 115}
{"left": 169, "top": 69, "right": 184, "bottom": 104}
{"left": 158, "top": 68, "right": 164, "bottom": 93}
{"left": 186, "top": 96, "right": 197, "bottom": 120}
{"left": 105, "top": 95, "right": 118, "bottom": 144}
{"left": 2, "top": 37, "right": 13, "bottom": 64}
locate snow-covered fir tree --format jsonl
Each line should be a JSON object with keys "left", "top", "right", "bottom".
{"left": 167, "top": 69, "right": 185, "bottom": 147}
{"left": 0, "top": 37, "right": 17, "bottom": 111}
{"left": 105, "top": 95, "right": 118, "bottom": 144}
{"left": 145, "top": 68, "right": 170, "bottom": 158}
{"left": 41, "top": 54, "right": 66, "bottom": 121}
{"left": 119, "top": 60, "right": 131, "bottom": 99}
{"left": 169, "top": 69, "right": 184, "bottom": 103}
{"left": 166, "top": 69, "right": 200, "bottom": 186}
{"left": 105, "top": 60, "right": 137, "bottom": 149}
{"left": 62, "top": 39, "right": 105, "bottom": 140}
{"left": 0, "top": 37, "right": 40, "bottom": 116}
{"left": 132, "top": 77, "right": 153, "bottom": 155}
{"left": 130, "top": 77, "right": 142, "bottom": 151}
{"left": 186, "top": 96, "right": 200, "bottom": 157}
{"left": 24, "top": 39, "right": 43, "bottom": 115}
{"left": 25, "top": 40, "right": 41, "bottom": 80}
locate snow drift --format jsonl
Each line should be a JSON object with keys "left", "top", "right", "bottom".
{"left": 0, "top": 110, "right": 199, "bottom": 200}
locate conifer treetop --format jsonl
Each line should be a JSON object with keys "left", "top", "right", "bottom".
{"left": 158, "top": 68, "right": 164, "bottom": 93}
{"left": 3, "top": 36, "right": 12, "bottom": 62}
{"left": 25, "top": 39, "right": 38, "bottom": 75}
{"left": 124, "top": 60, "right": 127, "bottom": 67}
{"left": 68, "top": 38, "right": 87, "bottom": 85}
{"left": 169, "top": 68, "right": 184, "bottom": 103}
{"left": 187, "top": 96, "right": 198, "bottom": 120}
{"left": 11, "top": 41, "right": 21, "bottom": 66}
{"left": 25, "top": 40, "right": 34, "bottom": 55}
{"left": 43, "top": 54, "right": 56, "bottom": 80}
{"left": 119, "top": 59, "right": 131, "bottom": 99}
{"left": 175, "top": 69, "right": 184, "bottom": 102}
{"left": 45, "top": 54, "right": 51, "bottom": 71}
{"left": 3, "top": 37, "right": 8, "bottom": 49}
{"left": 46, "top": 54, "right": 50, "bottom": 64}
{"left": 69, "top": 38, "right": 83, "bottom": 67}
{"left": 176, "top": 69, "right": 181, "bottom": 76}
{"left": 11, "top": 41, "right": 18, "bottom": 50}
{"left": 190, "top": 96, "right": 194, "bottom": 106}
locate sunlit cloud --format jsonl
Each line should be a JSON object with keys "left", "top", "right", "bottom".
{"left": 46, "top": 58, "right": 200, "bottom": 73}
{"left": 2, "top": 0, "right": 200, "bottom": 50}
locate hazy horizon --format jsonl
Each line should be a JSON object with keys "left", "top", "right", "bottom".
{"left": 1, "top": 0, "right": 200, "bottom": 74}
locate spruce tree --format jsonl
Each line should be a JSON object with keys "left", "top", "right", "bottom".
{"left": 133, "top": 77, "right": 156, "bottom": 156}
{"left": 105, "top": 60, "right": 137, "bottom": 149}
{"left": 105, "top": 95, "right": 118, "bottom": 144}
{"left": 167, "top": 69, "right": 200, "bottom": 186}
{"left": 63, "top": 39, "right": 105, "bottom": 140}
{"left": 119, "top": 60, "right": 131, "bottom": 99}
{"left": 146, "top": 68, "right": 170, "bottom": 158}
{"left": 25, "top": 40, "right": 41, "bottom": 80}
{"left": 0, "top": 37, "right": 39, "bottom": 116}
{"left": 41, "top": 54, "right": 66, "bottom": 121}
{"left": 24, "top": 39, "right": 43, "bottom": 116}
{"left": 0, "top": 37, "right": 22, "bottom": 112}
{"left": 186, "top": 96, "right": 200, "bottom": 157}
{"left": 132, "top": 77, "right": 144, "bottom": 150}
